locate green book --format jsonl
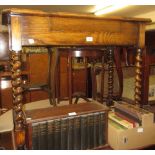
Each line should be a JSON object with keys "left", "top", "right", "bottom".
{"left": 47, "top": 120, "right": 54, "bottom": 149}
{"left": 68, "top": 117, "right": 74, "bottom": 150}
{"left": 93, "top": 112, "right": 100, "bottom": 148}
{"left": 60, "top": 118, "right": 68, "bottom": 150}
{"left": 54, "top": 119, "right": 61, "bottom": 150}
{"left": 81, "top": 114, "right": 88, "bottom": 150}
{"left": 38, "top": 121, "right": 48, "bottom": 150}
{"left": 73, "top": 116, "right": 81, "bottom": 150}
{"left": 99, "top": 112, "right": 106, "bottom": 146}
{"left": 109, "top": 119, "right": 127, "bottom": 130}
{"left": 87, "top": 113, "right": 94, "bottom": 149}
{"left": 32, "top": 123, "right": 39, "bottom": 150}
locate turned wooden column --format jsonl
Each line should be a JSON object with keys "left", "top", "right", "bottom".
{"left": 7, "top": 15, "right": 26, "bottom": 149}
{"left": 107, "top": 47, "right": 114, "bottom": 106}
{"left": 135, "top": 23, "right": 146, "bottom": 107}
{"left": 134, "top": 48, "right": 143, "bottom": 107}
{"left": 10, "top": 51, "right": 25, "bottom": 149}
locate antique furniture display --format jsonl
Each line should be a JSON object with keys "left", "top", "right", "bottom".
{"left": 1, "top": 8, "right": 151, "bottom": 149}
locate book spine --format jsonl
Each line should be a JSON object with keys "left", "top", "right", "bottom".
{"left": 61, "top": 118, "right": 68, "bottom": 150}
{"left": 54, "top": 119, "right": 61, "bottom": 150}
{"left": 38, "top": 121, "right": 48, "bottom": 150}
{"left": 47, "top": 120, "right": 54, "bottom": 149}
{"left": 93, "top": 112, "right": 100, "bottom": 148}
{"left": 99, "top": 112, "right": 106, "bottom": 146}
{"left": 32, "top": 123, "right": 39, "bottom": 150}
{"left": 73, "top": 116, "right": 81, "bottom": 150}
{"left": 87, "top": 113, "right": 94, "bottom": 149}
{"left": 68, "top": 117, "right": 74, "bottom": 150}
{"left": 81, "top": 114, "right": 88, "bottom": 150}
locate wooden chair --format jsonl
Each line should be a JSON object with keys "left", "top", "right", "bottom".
{"left": 67, "top": 49, "right": 105, "bottom": 104}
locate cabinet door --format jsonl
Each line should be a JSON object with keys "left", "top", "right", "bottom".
{"left": 28, "top": 53, "right": 49, "bottom": 84}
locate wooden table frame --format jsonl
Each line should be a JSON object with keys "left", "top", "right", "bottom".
{"left": 1, "top": 8, "right": 151, "bottom": 149}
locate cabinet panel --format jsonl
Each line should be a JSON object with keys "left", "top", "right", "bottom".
{"left": 28, "top": 53, "right": 49, "bottom": 84}
{"left": 27, "top": 53, "right": 49, "bottom": 102}
{"left": 73, "top": 69, "right": 87, "bottom": 94}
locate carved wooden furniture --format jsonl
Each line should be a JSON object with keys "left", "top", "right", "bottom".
{"left": 1, "top": 8, "right": 151, "bottom": 149}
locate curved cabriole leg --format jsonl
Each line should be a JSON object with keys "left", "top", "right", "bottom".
{"left": 50, "top": 48, "right": 59, "bottom": 106}
{"left": 10, "top": 51, "right": 25, "bottom": 149}
{"left": 106, "top": 47, "right": 114, "bottom": 106}
{"left": 134, "top": 48, "right": 142, "bottom": 107}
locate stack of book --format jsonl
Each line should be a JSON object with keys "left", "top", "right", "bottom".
{"left": 109, "top": 111, "right": 140, "bottom": 129}
{"left": 32, "top": 111, "right": 107, "bottom": 150}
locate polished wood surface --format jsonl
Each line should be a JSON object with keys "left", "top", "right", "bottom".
{"left": 2, "top": 8, "right": 151, "bottom": 47}
{"left": 25, "top": 102, "right": 109, "bottom": 123}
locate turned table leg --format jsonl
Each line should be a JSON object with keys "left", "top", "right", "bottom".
{"left": 10, "top": 51, "right": 25, "bottom": 149}
{"left": 107, "top": 47, "right": 114, "bottom": 106}
{"left": 134, "top": 48, "right": 143, "bottom": 107}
